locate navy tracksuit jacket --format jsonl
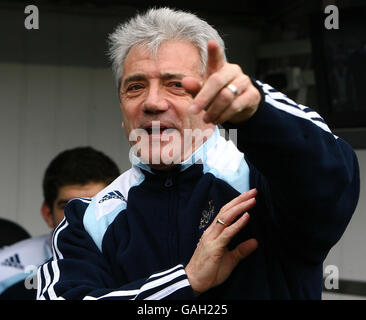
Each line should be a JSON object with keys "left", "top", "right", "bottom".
{"left": 37, "top": 80, "right": 360, "bottom": 300}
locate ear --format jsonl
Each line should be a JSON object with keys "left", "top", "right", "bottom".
{"left": 41, "top": 202, "right": 55, "bottom": 229}
{"left": 121, "top": 121, "right": 125, "bottom": 129}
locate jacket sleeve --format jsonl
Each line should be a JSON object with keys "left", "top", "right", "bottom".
{"left": 36, "top": 199, "right": 195, "bottom": 300}
{"left": 223, "top": 79, "right": 360, "bottom": 263}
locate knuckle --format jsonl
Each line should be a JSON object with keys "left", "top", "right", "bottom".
{"left": 194, "top": 96, "right": 207, "bottom": 110}
{"left": 242, "top": 73, "right": 250, "bottom": 82}
{"left": 251, "top": 86, "right": 261, "bottom": 99}
{"left": 210, "top": 73, "right": 224, "bottom": 87}
{"left": 221, "top": 228, "right": 234, "bottom": 240}
{"left": 199, "top": 229, "right": 208, "bottom": 241}
{"left": 230, "top": 63, "right": 242, "bottom": 74}
{"left": 200, "top": 231, "right": 209, "bottom": 242}
{"left": 221, "top": 89, "right": 233, "bottom": 104}
{"left": 247, "top": 87, "right": 260, "bottom": 104}
{"left": 232, "top": 102, "right": 244, "bottom": 113}
{"left": 240, "top": 75, "right": 250, "bottom": 88}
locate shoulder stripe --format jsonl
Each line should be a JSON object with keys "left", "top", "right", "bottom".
{"left": 83, "top": 264, "right": 189, "bottom": 300}
{"left": 46, "top": 261, "right": 63, "bottom": 300}
{"left": 147, "top": 264, "right": 183, "bottom": 280}
{"left": 131, "top": 268, "right": 186, "bottom": 300}
{"left": 145, "top": 279, "right": 190, "bottom": 300}
{"left": 36, "top": 264, "right": 44, "bottom": 300}
{"left": 256, "top": 80, "right": 337, "bottom": 138}
{"left": 78, "top": 198, "right": 92, "bottom": 204}
{"left": 271, "top": 98, "right": 301, "bottom": 109}
{"left": 52, "top": 219, "right": 69, "bottom": 260}
{"left": 38, "top": 263, "right": 51, "bottom": 299}
{"left": 310, "top": 117, "right": 326, "bottom": 124}
{"left": 37, "top": 261, "right": 64, "bottom": 300}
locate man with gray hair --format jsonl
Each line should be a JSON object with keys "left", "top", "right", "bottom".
{"left": 37, "top": 7, "right": 359, "bottom": 300}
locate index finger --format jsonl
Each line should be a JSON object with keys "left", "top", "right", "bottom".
{"left": 188, "top": 41, "right": 226, "bottom": 114}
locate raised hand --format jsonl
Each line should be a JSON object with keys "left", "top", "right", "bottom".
{"left": 182, "top": 40, "right": 261, "bottom": 125}
{"left": 185, "top": 189, "right": 258, "bottom": 295}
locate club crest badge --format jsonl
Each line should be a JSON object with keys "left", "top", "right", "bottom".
{"left": 199, "top": 200, "right": 215, "bottom": 230}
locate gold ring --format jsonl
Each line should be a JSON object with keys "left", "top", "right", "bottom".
{"left": 216, "top": 218, "right": 227, "bottom": 226}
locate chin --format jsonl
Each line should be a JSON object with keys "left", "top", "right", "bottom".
{"left": 149, "top": 147, "right": 183, "bottom": 167}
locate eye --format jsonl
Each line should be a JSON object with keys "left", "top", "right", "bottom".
{"left": 167, "top": 81, "right": 186, "bottom": 94}
{"left": 127, "top": 83, "right": 144, "bottom": 91}
{"left": 166, "top": 81, "right": 186, "bottom": 96}
{"left": 169, "top": 81, "right": 183, "bottom": 88}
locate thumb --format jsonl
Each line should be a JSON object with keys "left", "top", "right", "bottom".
{"left": 230, "top": 238, "right": 258, "bottom": 265}
{"left": 182, "top": 76, "right": 202, "bottom": 98}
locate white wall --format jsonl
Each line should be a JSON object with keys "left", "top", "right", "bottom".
{"left": 0, "top": 63, "right": 131, "bottom": 236}
{"left": 321, "top": 149, "right": 366, "bottom": 299}
{"left": 323, "top": 149, "right": 366, "bottom": 281}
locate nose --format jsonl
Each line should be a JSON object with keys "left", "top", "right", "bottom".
{"left": 142, "top": 85, "right": 169, "bottom": 115}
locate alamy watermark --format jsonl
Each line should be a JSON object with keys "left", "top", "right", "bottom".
{"left": 24, "top": 5, "right": 39, "bottom": 30}
{"left": 127, "top": 123, "right": 237, "bottom": 166}
{"left": 324, "top": 5, "right": 339, "bottom": 30}
{"left": 324, "top": 264, "right": 339, "bottom": 290}
{"left": 23, "top": 263, "right": 341, "bottom": 291}
{"left": 24, "top": 265, "right": 38, "bottom": 290}
{"left": 23, "top": 4, "right": 339, "bottom": 31}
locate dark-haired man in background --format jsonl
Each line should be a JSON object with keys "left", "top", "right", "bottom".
{"left": 0, "top": 147, "right": 120, "bottom": 299}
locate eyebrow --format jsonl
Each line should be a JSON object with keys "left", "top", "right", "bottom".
{"left": 121, "top": 73, "right": 185, "bottom": 90}
{"left": 161, "top": 73, "right": 185, "bottom": 80}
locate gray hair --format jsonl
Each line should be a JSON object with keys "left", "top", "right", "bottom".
{"left": 108, "top": 7, "right": 226, "bottom": 90}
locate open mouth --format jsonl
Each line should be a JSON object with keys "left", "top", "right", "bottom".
{"left": 145, "top": 126, "right": 169, "bottom": 135}
{"left": 143, "top": 122, "right": 174, "bottom": 135}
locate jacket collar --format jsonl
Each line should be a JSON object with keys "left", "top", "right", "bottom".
{"left": 131, "top": 126, "right": 220, "bottom": 174}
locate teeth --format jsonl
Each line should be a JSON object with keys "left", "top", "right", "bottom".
{"left": 145, "top": 126, "right": 171, "bottom": 134}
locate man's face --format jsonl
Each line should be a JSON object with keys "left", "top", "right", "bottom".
{"left": 42, "top": 182, "right": 107, "bottom": 229}
{"left": 120, "top": 40, "right": 214, "bottom": 169}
